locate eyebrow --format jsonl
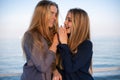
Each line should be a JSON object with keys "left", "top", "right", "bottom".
{"left": 66, "top": 17, "right": 72, "bottom": 20}
{"left": 50, "top": 11, "right": 57, "bottom": 15}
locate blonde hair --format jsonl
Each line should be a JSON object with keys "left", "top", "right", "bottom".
{"left": 56, "top": 8, "right": 93, "bottom": 74}
{"left": 22, "top": 0, "right": 59, "bottom": 48}
{"left": 68, "top": 8, "right": 93, "bottom": 74}
{"left": 30, "top": 0, "right": 59, "bottom": 42}
{"left": 68, "top": 8, "right": 90, "bottom": 53}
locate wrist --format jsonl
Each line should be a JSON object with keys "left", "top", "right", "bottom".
{"left": 61, "top": 42, "right": 67, "bottom": 44}
{"left": 49, "top": 44, "right": 57, "bottom": 53}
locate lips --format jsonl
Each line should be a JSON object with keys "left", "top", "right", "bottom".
{"left": 65, "top": 26, "right": 70, "bottom": 29}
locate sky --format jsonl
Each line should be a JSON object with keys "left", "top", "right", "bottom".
{"left": 0, "top": 0, "right": 120, "bottom": 40}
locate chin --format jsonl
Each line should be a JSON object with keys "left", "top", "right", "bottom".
{"left": 49, "top": 25, "right": 53, "bottom": 28}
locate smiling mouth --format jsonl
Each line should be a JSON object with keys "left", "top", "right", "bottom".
{"left": 65, "top": 27, "right": 70, "bottom": 29}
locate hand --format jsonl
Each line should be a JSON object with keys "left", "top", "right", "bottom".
{"left": 52, "top": 70, "right": 62, "bottom": 80}
{"left": 49, "top": 34, "right": 59, "bottom": 53}
{"left": 58, "top": 27, "right": 68, "bottom": 44}
{"left": 52, "top": 33, "right": 59, "bottom": 46}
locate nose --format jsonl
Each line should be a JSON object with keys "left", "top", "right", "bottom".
{"left": 53, "top": 15, "right": 56, "bottom": 20}
{"left": 64, "top": 19, "right": 67, "bottom": 26}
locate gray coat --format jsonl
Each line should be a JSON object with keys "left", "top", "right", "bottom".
{"left": 21, "top": 31, "right": 55, "bottom": 80}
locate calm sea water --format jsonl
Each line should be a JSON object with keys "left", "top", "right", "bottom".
{"left": 0, "top": 37, "right": 120, "bottom": 77}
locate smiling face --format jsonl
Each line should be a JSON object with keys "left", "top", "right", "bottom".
{"left": 48, "top": 5, "right": 58, "bottom": 28}
{"left": 64, "top": 12, "right": 73, "bottom": 34}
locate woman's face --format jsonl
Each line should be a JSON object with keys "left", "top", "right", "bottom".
{"left": 64, "top": 12, "right": 73, "bottom": 34}
{"left": 48, "top": 5, "right": 57, "bottom": 28}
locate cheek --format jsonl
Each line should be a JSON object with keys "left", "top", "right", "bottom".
{"left": 68, "top": 24, "right": 72, "bottom": 33}
{"left": 48, "top": 19, "right": 54, "bottom": 28}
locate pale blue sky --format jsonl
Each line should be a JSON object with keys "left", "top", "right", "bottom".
{"left": 0, "top": 0, "right": 120, "bottom": 39}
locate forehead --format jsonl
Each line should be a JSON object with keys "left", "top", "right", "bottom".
{"left": 66, "top": 12, "right": 72, "bottom": 18}
{"left": 50, "top": 5, "right": 57, "bottom": 13}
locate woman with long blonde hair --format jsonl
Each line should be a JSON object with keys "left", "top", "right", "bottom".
{"left": 53, "top": 8, "right": 94, "bottom": 80}
{"left": 21, "top": 0, "right": 60, "bottom": 80}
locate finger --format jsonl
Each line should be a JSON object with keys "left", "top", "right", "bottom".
{"left": 60, "top": 25, "right": 64, "bottom": 28}
{"left": 62, "top": 27, "right": 66, "bottom": 31}
{"left": 54, "top": 76, "right": 60, "bottom": 80}
{"left": 60, "top": 25, "right": 62, "bottom": 27}
{"left": 60, "top": 75, "right": 62, "bottom": 80}
{"left": 53, "top": 77, "right": 56, "bottom": 80}
{"left": 59, "top": 28, "right": 64, "bottom": 34}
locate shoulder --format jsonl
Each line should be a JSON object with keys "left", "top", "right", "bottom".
{"left": 78, "top": 40, "right": 93, "bottom": 49}
{"left": 23, "top": 31, "right": 42, "bottom": 40}
{"left": 24, "top": 31, "right": 32, "bottom": 39}
{"left": 23, "top": 31, "right": 34, "bottom": 45}
{"left": 77, "top": 40, "right": 93, "bottom": 56}
{"left": 82, "top": 40, "right": 92, "bottom": 46}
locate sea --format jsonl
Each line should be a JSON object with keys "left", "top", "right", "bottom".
{"left": 0, "top": 37, "right": 120, "bottom": 80}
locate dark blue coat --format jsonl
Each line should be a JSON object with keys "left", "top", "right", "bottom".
{"left": 57, "top": 40, "right": 94, "bottom": 80}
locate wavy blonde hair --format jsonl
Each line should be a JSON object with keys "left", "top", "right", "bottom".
{"left": 68, "top": 8, "right": 93, "bottom": 74}
{"left": 68, "top": 8, "right": 90, "bottom": 53}
{"left": 23, "top": 0, "right": 59, "bottom": 48}
{"left": 56, "top": 8, "right": 93, "bottom": 74}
